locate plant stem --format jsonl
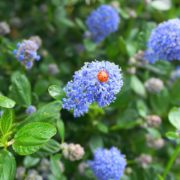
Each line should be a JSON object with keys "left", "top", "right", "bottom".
{"left": 163, "top": 144, "right": 180, "bottom": 179}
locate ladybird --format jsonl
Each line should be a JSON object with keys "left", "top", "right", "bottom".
{"left": 97, "top": 70, "right": 109, "bottom": 83}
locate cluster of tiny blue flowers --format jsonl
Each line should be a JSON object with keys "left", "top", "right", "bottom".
{"left": 145, "top": 18, "right": 180, "bottom": 63}
{"left": 25, "top": 105, "right": 37, "bottom": 115}
{"left": 88, "top": 147, "right": 126, "bottom": 180}
{"left": 62, "top": 61, "right": 123, "bottom": 117}
{"left": 13, "top": 39, "right": 40, "bottom": 69}
{"left": 86, "top": 5, "right": 120, "bottom": 43}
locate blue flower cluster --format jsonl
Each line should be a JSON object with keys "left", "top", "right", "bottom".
{"left": 13, "top": 39, "right": 40, "bottom": 69}
{"left": 86, "top": 5, "right": 120, "bottom": 43}
{"left": 26, "top": 105, "right": 37, "bottom": 115}
{"left": 145, "top": 18, "right": 180, "bottom": 63}
{"left": 62, "top": 61, "right": 123, "bottom": 117}
{"left": 88, "top": 147, "right": 126, "bottom": 180}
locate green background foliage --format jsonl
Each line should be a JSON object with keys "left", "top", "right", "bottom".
{"left": 0, "top": 0, "right": 180, "bottom": 179}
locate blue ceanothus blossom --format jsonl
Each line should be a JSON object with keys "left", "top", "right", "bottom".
{"left": 86, "top": 5, "right": 120, "bottom": 43}
{"left": 88, "top": 147, "right": 126, "bottom": 180}
{"left": 145, "top": 18, "right": 180, "bottom": 63}
{"left": 62, "top": 61, "right": 123, "bottom": 117}
{"left": 26, "top": 105, "right": 37, "bottom": 115}
{"left": 13, "top": 39, "right": 40, "bottom": 69}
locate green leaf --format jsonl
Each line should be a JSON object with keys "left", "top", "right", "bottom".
{"left": 147, "top": 128, "right": 161, "bottom": 138}
{"left": 89, "top": 135, "right": 103, "bottom": 152}
{"left": 150, "top": 0, "right": 171, "bottom": 11}
{"left": 23, "top": 156, "right": 40, "bottom": 168}
{"left": 168, "top": 107, "right": 180, "bottom": 130}
{"left": 150, "top": 88, "right": 169, "bottom": 116}
{"left": 166, "top": 131, "right": 179, "bottom": 140}
{"left": 0, "top": 95, "right": 15, "bottom": 108}
{"left": 0, "top": 109, "right": 13, "bottom": 135}
{"left": 48, "top": 85, "right": 65, "bottom": 100}
{"left": 136, "top": 100, "right": 148, "bottom": 118}
{"left": 170, "top": 79, "right": 180, "bottom": 105}
{"left": 21, "top": 101, "right": 62, "bottom": 127}
{"left": 57, "top": 120, "right": 65, "bottom": 142}
{"left": 10, "top": 72, "right": 31, "bottom": 106}
{"left": 34, "top": 139, "right": 61, "bottom": 157}
{"left": 0, "top": 150, "right": 16, "bottom": 180}
{"left": 50, "top": 154, "right": 63, "bottom": 179}
{"left": 13, "top": 122, "right": 57, "bottom": 155}
{"left": 118, "top": 37, "right": 128, "bottom": 56}
{"left": 83, "top": 39, "right": 96, "bottom": 52}
{"left": 130, "top": 76, "right": 146, "bottom": 98}
{"left": 97, "top": 122, "right": 108, "bottom": 134}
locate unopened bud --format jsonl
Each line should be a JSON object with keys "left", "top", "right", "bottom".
{"left": 145, "top": 115, "right": 161, "bottom": 127}
{"left": 127, "top": 67, "right": 136, "bottom": 75}
{"left": 0, "top": 21, "right": 10, "bottom": 35}
{"left": 136, "top": 154, "right": 152, "bottom": 168}
{"left": 30, "top": 36, "right": 42, "bottom": 48}
{"left": 78, "top": 162, "right": 88, "bottom": 175}
{"left": 26, "top": 169, "right": 43, "bottom": 180}
{"left": 111, "top": 1, "right": 120, "bottom": 9}
{"left": 48, "top": 63, "right": 59, "bottom": 75}
{"left": 145, "top": 78, "right": 164, "bottom": 93}
{"left": 146, "top": 135, "right": 165, "bottom": 149}
{"left": 26, "top": 105, "right": 36, "bottom": 115}
{"left": 16, "top": 166, "right": 26, "bottom": 180}
{"left": 61, "top": 143, "right": 85, "bottom": 161}
{"left": 38, "top": 158, "right": 50, "bottom": 173}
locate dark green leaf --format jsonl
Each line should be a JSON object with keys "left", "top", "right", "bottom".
{"left": 10, "top": 72, "right": 31, "bottom": 106}
{"left": 57, "top": 120, "right": 65, "bottom": 142}
{"left": 34, "top": 139, "right": 61, "bottom": 157}
{"left": 150, "top": 88, "right": 169, "bottom": 116}
{"left": 13, "top": 122, "right": 57, "bottom": 155}
{"left": 97, "top": 122, "right": 108, "bottom": 134}
{"left": 21, "top": 101, "right": 62, "bottom": 126}
{"left": 0, "top": 109, "right": 13, "bottom": 135}
{"left": 0, "top": 150, "right": 16, "bottom": 180}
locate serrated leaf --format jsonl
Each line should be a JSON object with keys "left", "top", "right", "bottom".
{"left": 10, "top": 72, "right": 31, "bottom": 106}
{"left": 13, "top": 122, "right": 57, "bottom": 155}
{"left": 0, "top": 150, "right": 16, "bottom": 180}
{"left": 57, "top": 120, "right": 65, "bottom": 142}
{"left": 48, "top": 85, "right": 65, "bottom": 100}
{"left": 20, "top": 101, "right": 62, "bottom": 127}
{"left": 0, "top": 95, "right": 15, "bottom": 108}
{"left": 168, "top": 107, "right": 180, "bottom": 130}
{"left": 0, "top": 109, "right": 13, "bottom": 135}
